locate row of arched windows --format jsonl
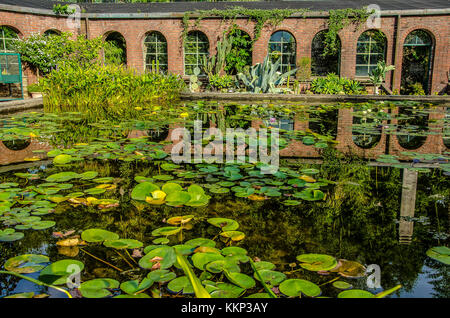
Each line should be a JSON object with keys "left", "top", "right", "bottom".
{"left": 0, "top": 25, "right": 435, "bottom": 92}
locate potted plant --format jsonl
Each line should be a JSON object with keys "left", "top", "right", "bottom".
{"left": 27, "top": 83, "right": 43, "bottom": 98}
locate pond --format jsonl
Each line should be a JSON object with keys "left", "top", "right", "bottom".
{"left": 0, "top": 100, "right": 448, "bottom": 299}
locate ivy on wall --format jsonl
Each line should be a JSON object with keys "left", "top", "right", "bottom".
{"left": 181, "top": 6, "right": 373, "bottom": 56}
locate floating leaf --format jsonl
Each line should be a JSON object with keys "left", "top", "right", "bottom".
{"left": 39, "top": 259, "right": 84, "bottom": 285}
{"left": 337, "top": 289, "right": 374, "bottom": 298}
{"left": 103, "top": 239, "right": 143, "bottom": 249}
{"left": 79, "top": 278, "right": 119, "bottom": 298}
{"left": 297, "top": 254, "right": 338, "bottom": 271}
{"left": 4, "top": 254, "right": 49, "bottom": 273}
{"left": 426, "top": 246, "right": 450, "bottom": 265}
{"left": 139, "top": 246, "right": 176, "bottom": 269}
{"left": 207, "top": 218, "right": 239, "bottom": 231}
{"left": 81, "top": 229, "right": 119, "bottom": 243}
{"left": 279, "top": 279, "right": 321, "bottom": 297}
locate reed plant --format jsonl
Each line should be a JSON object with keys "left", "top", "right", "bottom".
{"left": 40, "top": 62, "right": 186, "bottom": 121}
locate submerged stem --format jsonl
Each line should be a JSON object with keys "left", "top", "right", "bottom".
{"left": 0, "top": 270, "right": 72, "bottom": 298}
{"left": 80, "top": 248, "right": 123, "bottom": 272}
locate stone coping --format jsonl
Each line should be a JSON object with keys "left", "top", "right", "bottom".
{"left": 0, "top": 97, "right": 43, "bottom": 114}
{"left": 180, "top": 92, "right": 450, "bottom": 104}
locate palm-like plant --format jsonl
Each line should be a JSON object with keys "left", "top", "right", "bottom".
{"left": 369, "top": 61, "right": 395, "bottom": 95}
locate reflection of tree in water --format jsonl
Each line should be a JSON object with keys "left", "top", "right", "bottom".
{"left": 424, "top": 259, "right": 450, "bottom": 298}
{"left": 1, "top": 152, "right": 448, "bottom": 297}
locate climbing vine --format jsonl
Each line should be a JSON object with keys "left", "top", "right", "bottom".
{"left": 182, "top": 6, "right": 373, "bottom": 59}
{"left": 182, "top": 6, "right": 310, "bottom": 43}
{"left": 323, "top": 8, "right": 373, "bottom": 56}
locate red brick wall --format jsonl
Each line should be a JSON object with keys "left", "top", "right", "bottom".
{"left": 1, "top": 10, "right": 449, "bottom": 94}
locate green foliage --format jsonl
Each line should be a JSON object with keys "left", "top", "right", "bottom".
{"left": 13, "top": 32, "right": 104, "bottom": 75}
{"left": 104, "top": 38, "right": 126, "bottom": 66}
{"left": 324, "top": 8, "right": 372, "bottom": 56}
{"left": 208, "top": 74, "right": 235, "bottom": 91}
{"left": 182, "top": 6, "right": 310, "bottom": 42}
{"left": 369, "top": 61, "right": 395, "bottom": 93}
{"left": 310, "top": 73, "right": 364, "bottom": 95}
{"left": 405, "top": 82, "right": 427, "bottom": 96}
{"left": 296, "top": 57, "right": 312, "bottom": 82}
{"left": 40, "top": 63, "right": 186, "bottom": 121}
{"left": 224, "top": 28, "right": 253, "bottom": 75}
{"left": 237, "top": 55, "right": 297, "bottom": 93}
{"left": 52, "top": 4, "right": 75, "bottom": 15}
{"left": 202, "top": 35, "right": 233, "bottom": 78}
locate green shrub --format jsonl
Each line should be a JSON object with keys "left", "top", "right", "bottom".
{"left": 13, "top": 32, "right": 104, "bottom": 76}
{"left": 208, "top": 74, "right": 235, "bottom": 91}
{"left": 40, "top": 63, "right": 186, "bottom": 121}
{"left": 310, "top": 74, "right": 364, "bottom": 95}
{"left": 407, "top": 82, "right": 426, "bottom": 95}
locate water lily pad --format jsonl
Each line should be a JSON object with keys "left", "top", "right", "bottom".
{"left": 331, "top": 259, "right": 366, "bottom": 277}
{"left": 131, "top": 182, "right": 160, "bottom": 201}
{"left": 0, "top": 228, "right": 24, "bottom": 242}
{"left": 53, "top": 154, "right": 73, "bottom": 165}
{"left": 39, "top": 259, "right": 84, "bottom": 285}
{"left": 253, "top": 270, "right": 286, "bottom": 286}
{"left": 279, "top": 279, "right": 321, "bottom": 297}
{"left": 185, "top": 238, "right": 216, "bottom": 248}
{"left": 31, "top": 220, "right": 56, "bottom": 230}
{"left": 294, "top": 189, "right": 325, "bottom": 201}
{"left": 220, "top": 231, "right": 245, "bottom": 241}
{"left": 46, "top": 172, "right": 80, "bottom": 183}
{"left": 79, "top": 171, "right": 99, "bottom": 180}
{"left": 161, "top": 182, "right": 183, "bottom": 194}
{"left": 332, "top": 281, "right": 353, "bottom": 290}
{"left": 165, "top": 191, "right": 191, "bottom": 206}
{"left": 297, "top": 254, "right": 338, "bottom": 271}
{"left": 207, "top": 218, "right": 239, "bottom": 231}
{"left": 338, "top": 289, "right": 374, "bottom": 298}
{"left": 167, "top": 276, "right": 193, "bottom": 294}
{"left": 224, "top": 271, "right": 256, "bottom": 289}
{"left": 139, "top": 246, "right": 176, "bottom": 269}
{"left": 103, "top": 239, "right": 143, "bottom": 249}
{"left": 147, "top": 269, "right": 176, "bottom": 283}
{"left": 253, "top": 261, "right": 275, "bottom": 271}
{"left": 120, "top": 278, "right": 153, "bottom": 295}
{"left": 81, "top": 228, "right": 119, "bottom": 243}
{"left": 4, "top": 254, "right": 49, "bottom": 273}
{"left": 192, "top": 252, "right": 225, "bottom": 270}
{"left": 426, "top": 246, "right": 450, "bottom": 265}
{"left": 79, "top": 278, "right": 119, "bottom": 298}
{"left": 151, "top": 226, "right": 181, "bottom": 237}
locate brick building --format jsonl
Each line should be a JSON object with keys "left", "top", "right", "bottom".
{"left": 0, "top": 0, "right": 449, "bottom": 96}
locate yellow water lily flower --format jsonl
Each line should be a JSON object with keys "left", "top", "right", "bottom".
{"left": 28, "top": 132, "right": 38, "bottom": 138}
{"left": 134, "top": 107, "right": 143, "bottom": 111}
{"left": 145, "top": 190, "right": 166, "bottom": 205}
{"left": 180, "top": 112, "right": 189, "bottom": 118}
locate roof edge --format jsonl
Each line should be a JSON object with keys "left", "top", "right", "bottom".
{"left": 0, "top": 3, "right": 449, "bottom": 19}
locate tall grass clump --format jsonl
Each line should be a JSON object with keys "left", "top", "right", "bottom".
{"left": 40, "top": 63, "right": 186, "bottom": 121}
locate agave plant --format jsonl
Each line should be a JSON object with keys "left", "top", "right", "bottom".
{"left": 369, "top": 61, "right": 395, "bottom": 95}
{"left": 237, "top": 55, "right": 297, "bottom": 94}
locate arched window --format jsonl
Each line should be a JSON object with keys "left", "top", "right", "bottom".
{"left": 184, "top": 31, "right": 209, "bottom": 75}
{"left": 268, "top": 31, "right": 296, "bottom": 73}
{"left": 356, "top": 30, "right": 386, "bottom": 77}
{"left": 144, "top": 31, "right": 168, "bottom": 73}
{"left": 104, "top": 31, "right": 127, "bottom": 66}
{"left": 44, "top": 29, "right": 60, "bottom": 36}
{"left": 311, "top": 30, "right": 340, "bottom": 76}
{"left": 225, "top": 29, "right": 252, "bottom": 75}
{"left": 401, "top": 30, "right": 434, "bottom": 94}
{"left": 0, "top": 26, "right": 19, "bottom": 53}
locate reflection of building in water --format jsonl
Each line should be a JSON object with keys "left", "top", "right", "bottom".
{"left": 399, "top": 168, "right": 418, "bottom": 244}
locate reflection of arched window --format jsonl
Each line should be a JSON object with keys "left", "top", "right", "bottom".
{"left": 2, "top": 139, "right": 31, "bottom": 151}
{"left": 268, "top": 31, "right": 296, "bottom": 73}
{"left": 309, "top": 109, "right": 338, "bottom": 139}
{"left": 352, "top": 112, "right": 382, "bottom": 149}
{"left": 397, "top": 107, "right": 428, "bottom": 149}
{"left": 144, "top": 31, "right": 167, "bottom": 73}
{"left": 0, "top": 26, "right": 19, "bottom": 52}
{"left": 184, "top": 31, "right": 209, "bottom": 75}
{"left": 104, "top": 32, "right": 127, "bottom": 66}
{"left": 356, "top": 30, "right": 386, "bottom": 77}
{"left": 44, "top": 29, "right": 60, "bottom": 36}
{"left": 401, "top": 30, "right": 434, "bottom": 94}
{"left": 311, "top": 30, "right": 340, "bottom": 76}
